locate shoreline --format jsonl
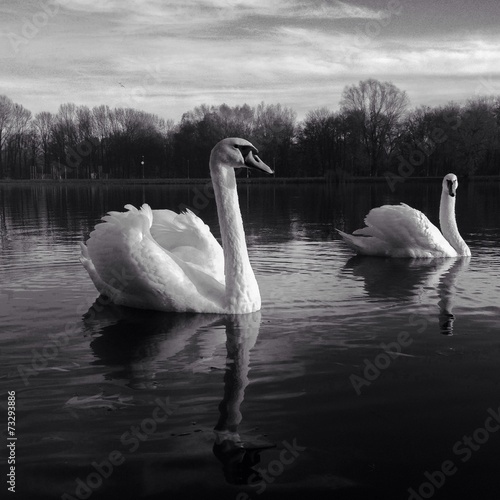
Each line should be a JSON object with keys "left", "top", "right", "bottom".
{"left": 0, "top": 175, "right": 499, "bottom": 186}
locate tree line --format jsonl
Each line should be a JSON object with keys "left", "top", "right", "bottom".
{"left": 1, "top": 79, "right": 499, "bottom": 180}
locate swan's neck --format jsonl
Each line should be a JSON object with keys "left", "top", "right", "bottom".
{"left": 439, "top": 190, "right": 470, "bottom": 256}
{"left": 210, "top": 164, "right": 260, "bottom": 312}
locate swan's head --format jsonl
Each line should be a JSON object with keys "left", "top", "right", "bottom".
{"left": 443, "top": 173, "right": 458, "bottom": 198}
{"left": 210, "top": 138, "right": 274, "bottom": 174}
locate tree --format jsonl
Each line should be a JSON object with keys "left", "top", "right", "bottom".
{"left": 340, "top": 79, "right": 409, "bottom": 176}
{"left": 174, "top": 103, "right": 278, "bottom": 178}
{"left": 297, "top": 108, "right": 339, "bottom": 177}
{"left": 0, "top": 95, "right": 13, "bottom": 178}
{"left": 2, "top": 89, "right": 500, "bottom": 180}
{"left": 32, "top": 111, "right": 55, "bottom": 178}
{"left": 52, "top": 103, "right": 79, "bottom": 178}
{"left": 5, "top": 103, "right": 32, "bottom": 178}
{"left": 457, "top": 96, "right": 498, "bottom": 176}
{"left": 92, "top": 105, "right": 113, "bottom": 177}
{"left": 396, "top": 105, "right": 441, "bottom": 177}
{"left": 253, "top": 102, "right": 296, "bottom": 176}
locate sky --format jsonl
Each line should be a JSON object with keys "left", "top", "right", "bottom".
{"left": 1, "top": 0, "right": 500, "bottom": 123}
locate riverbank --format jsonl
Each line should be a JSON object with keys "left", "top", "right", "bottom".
{"left": 1, "top": 175, "right": 499, "bottom": 186}
{"left": 1, "top": 176, "right": 324, "bottom": 185}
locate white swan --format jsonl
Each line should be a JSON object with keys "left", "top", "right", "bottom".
{"left": 337, "top": 173, "right": 471, "bottom": 258}
{"left": 80, "top": 138, "right": 273, "bottom": 313}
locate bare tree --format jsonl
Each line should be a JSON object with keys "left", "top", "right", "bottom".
{"left": 457, "top": 96, "right": 498, "bottom": 176}
{"left": 340, "top": 79, "right": 409, "bottom": 176}
{"left": 0, "top": 95, "right": 14, "bottom": 178}
{"left": 254, "top": 102, "right": 296, "bottom": 175}
{"left": 5, "top": 103, "right": 32, "bottom": 178}
{"left": 32, "top": 112, "right": 55, "bottom": 178}
{"left": 3, "top": 88, "right": 500, "bottom": 180}
{"left": 298, "top": 108, "right": 338, "bottom": 177}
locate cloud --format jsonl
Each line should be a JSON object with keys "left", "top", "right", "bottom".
{"left": 2, "top": 0, "right": 500, "bottom": 122}
{"left": 294, "top": 0, "right": 390, "bottom": 20}
{"left": 53, "top": 0, "right": 125, "bottom": 13}
{"left": 375, "top": 37, "right": 500, "bottom": 77}
{"left": 55, "top": 0, "right": 387, "bottom": 17}
{"left": 54, "top": 0, "right": 389, "bottom": 34}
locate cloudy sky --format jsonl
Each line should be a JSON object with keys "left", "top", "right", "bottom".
{"left": 1, "top": 0, "right": 500, "bottom": 122}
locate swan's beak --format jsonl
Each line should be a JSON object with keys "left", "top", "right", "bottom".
{"left": 447, "top": 179, "right": 456, "bottom": 197}
{"left": 244, "top": 150, "right": 274, "bottom": 174}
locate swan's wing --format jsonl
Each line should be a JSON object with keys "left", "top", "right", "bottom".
{"left": 150, "top": 208, "right": 224, "bottom": 283}
{"left": 81, "top": 204, "right": 225, "bottom": 312}
{"left": 340, "top": 204, "right": 457, "bottom": 257}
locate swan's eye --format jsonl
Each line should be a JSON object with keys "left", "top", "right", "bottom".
{"left": 233, "top": 144, "right": 258, "bottom": 157}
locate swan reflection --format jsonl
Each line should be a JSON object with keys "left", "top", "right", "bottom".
{"left": 84, "top": 304, "right": 274, "bottom": 484}
{"left": 437, "top": 257, "right": 470, "bottom": 334}
{"left": 344, "top": 256, "right": 470, "bottom": 334}
{"left": 85, "top": 305, "right": 228, "bottom": 388}
{"left": 212, "top": 313, "right": 276, "bottom": 484}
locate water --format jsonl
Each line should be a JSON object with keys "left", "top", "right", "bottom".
{"left": 1, "top": 179, "right": 499, "bottom": 500}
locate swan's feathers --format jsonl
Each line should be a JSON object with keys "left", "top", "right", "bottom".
{"left": 150, "top": 207, "right": 210, "bottom": 250}
{"left": 149, "top": 206, "right": 224, "bottom": 283}
{"left": 341, "top": 203, "right": 457, "bottom": 257}
{"left": 82, "top": 204, "right": 226, "bottom": 312}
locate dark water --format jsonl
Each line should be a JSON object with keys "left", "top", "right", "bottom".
{"left": 1, "top": 179, "right": 499, "bottom": 500}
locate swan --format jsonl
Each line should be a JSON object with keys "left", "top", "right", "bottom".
{"left": 337, "top": 173, "right": 471, "bottom": 258}
{"left": 80, "top": 138, "right": 273, "bottom": 313}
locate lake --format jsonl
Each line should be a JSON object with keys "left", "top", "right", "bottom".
{"left": 1, "top": 178, "right": 500, "bottom": 500}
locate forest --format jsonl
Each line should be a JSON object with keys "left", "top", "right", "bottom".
{"left": 1, "top": 79, "right": 499, "bottom": 180}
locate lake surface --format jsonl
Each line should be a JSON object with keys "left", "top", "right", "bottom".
{"left": 1, "top": 178, "right": 499, "bottom": 500}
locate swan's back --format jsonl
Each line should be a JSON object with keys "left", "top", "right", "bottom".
{"left": 338, "top": 203, "right": 458, "bottom": 258}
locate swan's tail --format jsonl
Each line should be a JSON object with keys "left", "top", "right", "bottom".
{"left": 79, "top": 241, "right": 90, "bottom": 262}
{"left": 336, "top": 229, "right": 388, "bottom": 256}
{"left": 79, "top": 241, "right": 107, "bottom": 293}
{"left": 337, "top": 229, "right": 365, "bottom": 253}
